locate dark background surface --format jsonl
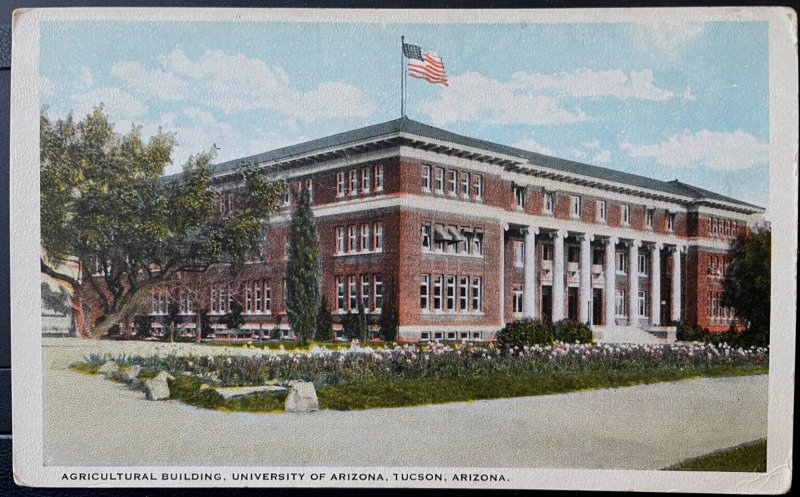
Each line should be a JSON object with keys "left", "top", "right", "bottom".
{"left": 0, "top": 0, "right": 795, "bottom": 494}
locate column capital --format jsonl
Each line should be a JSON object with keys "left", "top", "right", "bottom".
{"left": 578, "top": 233, "right": 595, "bottom": 243}
{"left": 651, "top": 242, "right": 664, "bottom": 251}
{"left": 503, "top": 223, "right": 510, "bottom": 232}
{"left": 551, "top": 229, "right": 567, "bottom": 240}
{"left": 630, "top": 239, "right": 642, "bottom": 248}
{"left": 522, "top": 226, "right": 540, "bottom": 236}
{"left": 605, "top": 236, "right": 618, "bottom": 246}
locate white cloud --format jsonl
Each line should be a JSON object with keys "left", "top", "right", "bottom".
{"left": 511, "top": 68, "right": 674, "bottom": 101}
{"left": 583, "top": 139, "right": 600, "bottom": 149}
{"left": 512, "top": 138, "right": 554, "bottom": 156}
{"left": 422, "top": 71, "right": 589, "bottom": 126}
{"left": 630, "top": 22, "right": 705, "bottom": 61}
{"left": 619, "top": 129, "right": 768, "bottom": 170}
{"left": 593, "top": 150, "right": 613, "bottom": 164}
{"left": 71, "top": 87, "right": 146, "bottom": 124}
{"left": 111, "top": 49, "right": 374, "bottom": 123}
{"left": 79, "top": 67, "right": 94, "bottom": 89}
{"left": 681, "top": 88, "right": 696, "bottom": 101}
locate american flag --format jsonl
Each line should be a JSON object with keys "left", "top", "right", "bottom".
{"left": 403, "top": 42, "right": 449, "bottom": 87}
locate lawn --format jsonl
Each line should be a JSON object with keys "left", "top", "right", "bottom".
{"left": 669, "top": 439, "right": 767, "bottom": 472}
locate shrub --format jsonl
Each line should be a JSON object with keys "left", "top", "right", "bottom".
{"left": 551, "top": 320, "right": 593, "bottom": 344}
{"left": 495, "top": 319, "right": 553, "bottom": 349}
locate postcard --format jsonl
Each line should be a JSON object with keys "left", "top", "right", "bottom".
{"left": 9, "top": 7, "right": 796, "bottom": 492}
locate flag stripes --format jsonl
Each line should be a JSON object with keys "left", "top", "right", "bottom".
{"left": 403, "top": 43, "right": 449, "bottom": 87}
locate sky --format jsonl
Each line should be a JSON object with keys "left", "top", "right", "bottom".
{"left": 38, "top": 19, "right": 769, "bottom": 207}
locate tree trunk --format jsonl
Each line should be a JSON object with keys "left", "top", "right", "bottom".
{"left": 85, "top": 282, "right": 154, "bottom": 339}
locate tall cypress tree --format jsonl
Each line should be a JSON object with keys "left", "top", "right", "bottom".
{"left": 286, "top": 188, "right": 321, "bottom": 346}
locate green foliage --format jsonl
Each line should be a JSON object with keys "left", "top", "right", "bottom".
{"left": 378, "top": 287, "right": 399, "bottom": 342}
{"left": 316, "top": 295, "right": 334, "bottom": 342}
{"left": 496, "top": 319, "right": 553, "bottom": 348}
{"left": 285, "top": 189, "right": 321, "bottom": 346}
{"left": 270, "top": 314, "right": 283, "bottom": 340}
{"left": 199, "top": 308, "right": 213, "bottom": 338}
{"left": 342, "top": 300, "right": 369, "bottom": 342}
{"left": 551, "top": 320, "right": 593, "bottom": 344}
{"left": 39, "top": 107, "right": 282, "bottom": 337}
{"left": 135, "top": 316, "right": 152, "bottom": 338}
{"left": 670, "top": 439, "right": 767, "bottom": 472}
{"left": 722, "top": 229, "right": 771, "bottom": 345}
{"left": 167, "top": 376, "right": 287, "bottom": 413}
{"left": 675, "top": 321, "right": 766, "bottom": 348}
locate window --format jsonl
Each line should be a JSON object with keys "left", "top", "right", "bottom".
{"left": 374, "top": 275, "right": 383, "bottom": 311}
{"left": 433, "top": 275, "right": 443, "bottom": 312}
{"left": 336, "top": 277, "right": 345, "bottom": 312}
{"left": 336, "top": 172, "right": 346, "bottom": 198}
{"left": 542, "top": 245, "right": 553, "bottom": 262}
{"left": 336, "top": 227, "right": 345, "bottom": 255}
{"left": 460, "top": 172, "right": 470, "bottom": 197}
{"left": 568, "top": 245, "right": 580, "bottom": 263}
{"left": 361, "top": 167, "right": 372, "bottom": 193}
{"left": 420, "top": 274, "right": 430, "bottom": 311}
{"left": 514, "top": 240, "right": 525, "bottom": 268}
{"left": 570, "top": 195, "right": 582, "bottom": 218}
{"left": 361, "top": 274, "right": 371, "bottom": 310}
{"left": 445, "top": 226, "right": 457, "bottom": 254}
{"left": 473, "top": 175, "right": 483, "bottom": 200}
{"left": 667, "top": 212, "right": 675, "bottom": 232}
{"left": 348, "top": 276, "right": 358, "bottom": 311}
{"left": 638, "top": 291, "right": 648, "bottom": 317}
{"left": 616, "top": 251, "right": 627, "bottom": 274}
{"left": 282, "top": 186, "right": 291, "bottom": 207}
{"left": 447, "top": 170, "right": 457, "bottom": 195}
{"left": 348, "top": 225, "right": 358, "bottom": 253}
{"left": 421, "top": 225, "right": 431, "bottom": 251}
{"left": 245, "top": 284, "right": 253, "bottom": 313}
{"left": 305, "top": 179, "right": 314, "bottom": 203}
{"left": 471, "top": 277, "right": 483, "bottom": 312}
{"left": 597, "top": 200, "right": 607, "bottom": 222}
{"left": 646, "top": 209, "right": 654, "bottom": 229}
{"left": 513, "top": 286, "right": 524, "bottom": 315}
{"left": 422, "top": 165, "right": 431, "bottom": 191}
{"left": 615, "top": 290, "right": 627, "bottom": 317}
{"left": 361, "top": 224, "right": 371, "bottom": 252}
{"left": 638, "top": 253, "right": 648, "bottom": 275}
{"left": 543, "top": 192, "right": 554, "bottom": 214}
{"left": 210, "top": 287, "right": 218, "bottom": 313}
{"left": 592, "top": 248, "right": 604, "bottom": 265}
{"left": 434, "top": 167, "right": 444, "bottom": 193}
{"left": 459, "top": 277, "right": 469, "bottom": 312}
{"left": 373, "top": 222, "right": 384, "bottom": 252}
{"left": 515, "top": 186, "right": 526, "bottom": 210}
{"left": 265, "top": 285, "right": 272, "bottom": 313}
{"left": 374, "top": 165, "right": 384, "bottom": 192}
{"left": 151, "top": 290, "right": 167, "bottom": 315}
{"left": 471, "top": 231, "right": 484, "bottom": 256}
{"left": 446, "top": 276, "right": 456, "bottom": 312}
{"left": 349, "top": 170, "right": 358, "bottom": 196}
{"left": 622, "top": 204, "right": 631, "bottom": 226}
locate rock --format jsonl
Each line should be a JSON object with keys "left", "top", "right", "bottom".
{"left": 119, "top": 365, "right": 141, "bottom": 382}
{"left": 284, "top": 381, "right": 319, "bottom": 413}
{"left": 144, "top": 372, "right": 174, "bottom": 401}
{"left": 98, "top": 361, "right": 119, "bottom": 379}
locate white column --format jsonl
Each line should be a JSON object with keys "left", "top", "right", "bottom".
{"left": 579, "top": 234, "right": 593, "bottom": 324}
{"left": 523, "top": 227, "right": 539, "bottom": 319}
{"left": 500, "top": 224, "right": 508, "bottom": 328}
{"left": 650, "top": 243, "right": 662, "bottom": 326}
{"left": 552, "top": 230, "right": 566, "bottom": 322}
{"left": 604, "top": 237, "right": 617, "bottom": 327}
{"left": 628, "top": 240, "right": 640, "bottom": 326}
{"left": 671, "top": 246, "right": 682, "bottom": 322}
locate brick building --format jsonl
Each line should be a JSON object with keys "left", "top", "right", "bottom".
{"left": 149, "top": 118, "right": 763, "bottom": 343}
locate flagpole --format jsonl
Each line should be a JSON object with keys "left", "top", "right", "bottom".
{"left": 400, "top": 35, "right": 405, "bottom": 118}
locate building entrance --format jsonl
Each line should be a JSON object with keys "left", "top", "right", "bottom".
{"left": 592, "top": 288, "right": 603, "bottom": 325}
{"left": 541, "top": 285, "right": 552, "bottom": 323}
{"left": 567, "top": 287, "right": 578, "bottom": 321}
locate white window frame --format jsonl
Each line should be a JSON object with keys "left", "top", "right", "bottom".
{"left": 420, "top": 275, "right": 430, "bottom": 311}
{"left": 348, "top": 275, "right": 358, "bottom": 311}
{"left": 622, "top": 204, "right": 631, "bottom": 226}
{"left": 471, "top": 231, "right": 484, "bottom": 256}
{"left": 360, "top": 223, "right": 371, "bottom": 252}
{"left": 374, "top": 275, "right": 383, "bottom": 312}
{"left": 422, "top": 165, "right": 431, "bottom": 192}
{"left": 433, "top": 275, "right": 443, "bottom": 312}
{"left": 543, "top": 191, "right": 554, "bottom": 214}
{"left": 374, "top": 165, "right": 384, "bottom": 192}
{"left": 336, "top": 227, "right": 345, "bottom": 255}
{"left": 373, "top": 222, "right": 384, "bottom": 252}
{"left": 361, "top": 167, "right": 372, "bottom": 193}
{"left": 514, "top": 240, "right": 525, "bottom": 268}
{"left": 447, "top": 170, "right": 457, "bottom": 196}
{"left": 473, "top": 175, "right": 483, "bottom": 200}
{"left": 460, "top": 172, "right": 470, "bottom": 198}
{"left": 638, "top": 253, "right": 648, "bottom": 275}
{"left": 434, "top": 167, "right": 444, "bottom": 193}
{"left": 265, "top": 286, "right": 272, "bottom": 313}
{"left": 361, "top": 274, "right": 371, "bottom": 310}
{"left": 349, "top": 170, "right": 358, "bottom": 196}
{"left": 570, "top": 195, "right": 582, "bottom": 219}
{"left": 471, "top": 277, "right": 483, "bottom": 313}
{"left": 638, "top": 291, "right": 648, "bottom": 317}
{"left": 515, "top": 186, "right": 526, "bottom": 210}
{"left": 513, "top": 286, "right": 524, "bottom": 316}
{"left": 336, "top": 277, "right": 345, "bottom": 312}
{"left": 667, "top": 212, "right": 675, "bottom": 232}
{"left": 421, "top": 225, "right": 431, "bottom": 251}
{"left": 446, "top": 276, "right": 456, "bottom": 312}
{"left": 254, "top": 283, "right": 263, "bottom": 313}
{"left": 336, "top": 172, "right": 346, "bottom": 198}
{"left": 459, "top": 276, "right": 469, "bottom": 312}
{"left": 615, "top": 289, "right": 627, "bottom": 317}
{"left": 348, "top": 225, "right": 358, "bottom": 253}
{"left": 646, "top": 209, "right": 654, "bottom": 229}
{"left": 597, "top": 200, "right": 607, "bottom": 223}
{"left": 616, "top": 251, "right": 627, "bottom": 274}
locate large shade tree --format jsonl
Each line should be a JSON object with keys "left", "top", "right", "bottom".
{"left": 40, "top": 107, "right": 284, "bottom": 338}
{"left": 722, "top": 227, "right": 771, "bottom": 345}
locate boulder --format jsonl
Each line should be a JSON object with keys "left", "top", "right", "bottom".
{"left": 144, "top": 372, "right": 174, "bottom": 401}
{"left": 98, "top": 361, "right": 119, "bottom": 379}
{"left": 284, "top": 381, "right": 319, "bottom": 413}
{"left": 119, "top": 365, "right": 141, "bottom": 382}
